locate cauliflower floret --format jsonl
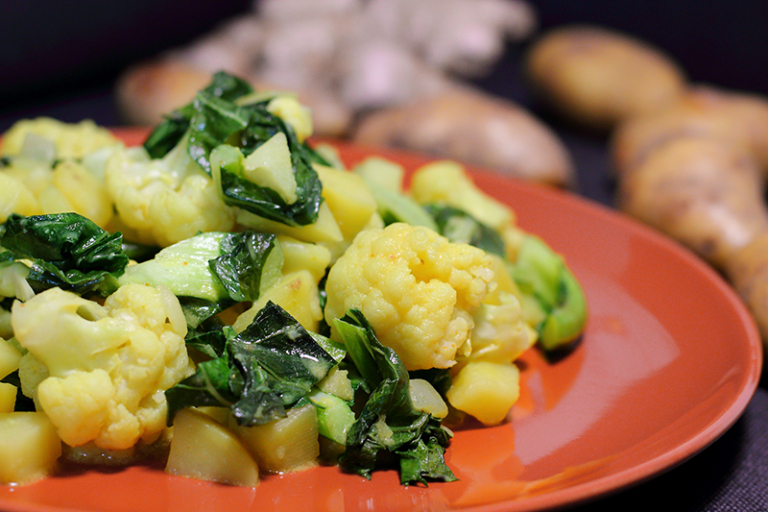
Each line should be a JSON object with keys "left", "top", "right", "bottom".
{"left": 1, "top": 118, "right": 119, "bottom": 160}
{"left": 0, "top": 134, "right": 115, "bottom": 227}
{"left": 463, "top": 292, "right": 534, "bottom": 365}
{"left": 11, "top": 284, "right": 194, "bottom": 450}
{"left": 324, "top": 223, "right": 496, "bottom": 370}
{"left": 105, "top": 144, "right": 236, "bottom": 247}
{"left": 1, "top": 159, "right": 115, "bottom": 227}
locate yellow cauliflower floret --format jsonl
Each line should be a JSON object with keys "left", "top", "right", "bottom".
{"left": 0, "top": 151, "right": 114, "bottom": 227}
{"left": 1, "top": 118, "right": 119, "bottom": 159}
{"left": 462, "top": 292, "right": 534, "bottom": 366}
{"left": 324, "top": 223, "right": 496, "bottom": 371}
{"left": 11, "top": 284, "right": 194, "bottom": 450}
{"left": 105, "top": 144, "right": 235, "bottom": 247}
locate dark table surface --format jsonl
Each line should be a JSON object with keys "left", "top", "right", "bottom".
{"left": 2, "top": 1, "right": 768, "bottom": 510}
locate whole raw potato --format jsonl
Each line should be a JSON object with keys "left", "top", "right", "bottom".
{"left": 526, "top": 25, "right": 686, "bottom": 129}
{"left": 612, "top": 86, "right": 768, "bottom": 175}
{"left": 617, "top": 136, "right": 768, "bottom": 269}
{"left": 353, "top": 87, "right": 576, "bottom": 187}
{"left": 726, "top": 232, "right": 768, "bottom": 344}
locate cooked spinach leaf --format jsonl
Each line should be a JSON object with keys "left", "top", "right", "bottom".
{"left": 334, "top": 309, "right": 456, "bottom": 485}
{"left": 208, "top": 231, "right": 281, "bottom": 303}
{"left": 215, "top": 103, "right": 323, "bottom": 226}
{"left": 0, "top": 213, "right": 129, "bottom": 297}
{"left": 143, "top": 71, "right": 323, "bottom": 227}
{"left": 165, "top": 301, "right": 336, "bottom": 426}
{"left": 230, "top": 302, "right": 337, "bottom": 425}
{"left": 144, "top": 71, "right": 254, "bottom": 159}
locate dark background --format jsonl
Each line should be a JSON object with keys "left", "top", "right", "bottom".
{"left": 1, "top": 0, "right": 767, "bottom": 132}
{"left": 1, "top": 1, "right": 768, "bottom": 510}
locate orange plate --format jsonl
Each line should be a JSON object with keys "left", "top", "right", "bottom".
{"left": 0, "top": 130, "right": 761, "bottom": 512}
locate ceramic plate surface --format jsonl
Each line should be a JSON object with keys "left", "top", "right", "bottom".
{"left": 0, "top": 131, "right": 761, "bottom": 512}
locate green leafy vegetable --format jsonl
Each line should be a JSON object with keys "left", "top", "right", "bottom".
{"left": 0, "top": 213, "right": 129, "bottom": 297}
{"left": 334, "top": 309, "right": 456, "bottom": 486}
{"left": 143, "top": 71, "right": 254, "bottom": 159}
{"left": 178, "top": 296, "right": 235, "bottom": 332}
{"left": 187, "top": 93, "right": 251, "bottom": 175}
{"left": 165, "top": 301, "right": 336, "bottom": 426}
{"left": 208, "top": 231, "right": 283, "bottom": 302}
{"left": 424, "top": 204, "right": 505, "bottom": 257}
{"left": 143, "top": 71, "right": 323, "bottom": 227}
{"left": 230, "top": 302, "right": 337, "bottom": 425}
{"left": 119, "top": 230, "right": 282, "bottom": 329}
{"left": 211, "top": 104, "right": 323, "bottom": 226}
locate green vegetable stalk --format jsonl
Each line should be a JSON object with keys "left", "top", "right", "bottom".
{"left": 509, "top": 234, "right": 587, "bottom": 352}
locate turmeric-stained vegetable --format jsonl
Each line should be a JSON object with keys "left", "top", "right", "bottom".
{"left": 166, "top": 408, "right": 260, "bottom": 486}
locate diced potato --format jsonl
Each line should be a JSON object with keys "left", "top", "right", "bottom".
{"left": 409, "top": 379, "right": 448, "bottom": 419}
{"left": 195, "top": 406, "right": 230, "bottom": 425}
{"left": 232, "top": 404, "right": 319, "bottom": 474}
{"left": 0, "top": 412, "right": 62, "bottom": 485}
{"left": 3, "top": 160, "right": 53, "bottom": 196}
{"left": 0, "top": 308, "right": 12, "bottom": 340}
{"left": 314, "top": 164, "right": 378, "bottom": 240}
{"left": 166, "top": 408, "right": 259, "bottom": 486}
{"left": 0, "top": 382, "right": 16, "bottom": 413}
{"left": 277, "top": 235, "right": 332, "bottom": 284}
{"left": 0, "top": 338, "right": 22, "bottom": 380}
{"left": 0, "top": 173, "right": 41, "bottom": 222}
{"left": 238, "top": 202, "right": 343, "bottom": 244}
{"left": 38, "top": 181, "right": 75, "bottom": 215}
{"left": 446, "top": 361, "right": 520, "bottom": 426}
{"left": 243, "top": 132, "right": 297, "bottom": 204}
{"left": 233, "top": 270, "right": 322, "bottom": 333}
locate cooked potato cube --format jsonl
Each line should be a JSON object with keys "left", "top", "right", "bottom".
{"left": 194, "top": 406, "right": 230, "bottom": 425}
{"left": 233, "top": 270, "right": 322, "bottom": 333}
{"left": 410, "top": 160, "right": 514, "bottom": 231}
{"left": 446, "top": 361, "right": 520, "bottom": 426}
{"left": 0, "top": 412, "right": 62, "bottom": 485}
{"left": 232, "top": 403, "right": 319, "bottom": 474}
{"left": 0, "top": 338, "right": 22, "bottom": 380}
{"left": 166, "top": 408, "right": 259, "bottom": 486}
{"left": 0, "top": 173, "right": 41, "bottom": 222}
{"left": 314, "top": 164, "right": 378, "bottom": 239}
{"left": 0, "top": 383, "right": 16, "bottom": 413}
{"left": 316, "top": 366, "right": 354, "bottom": 402}
{"left": 277, "top": 235, "right": 332, "bottom": 284}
